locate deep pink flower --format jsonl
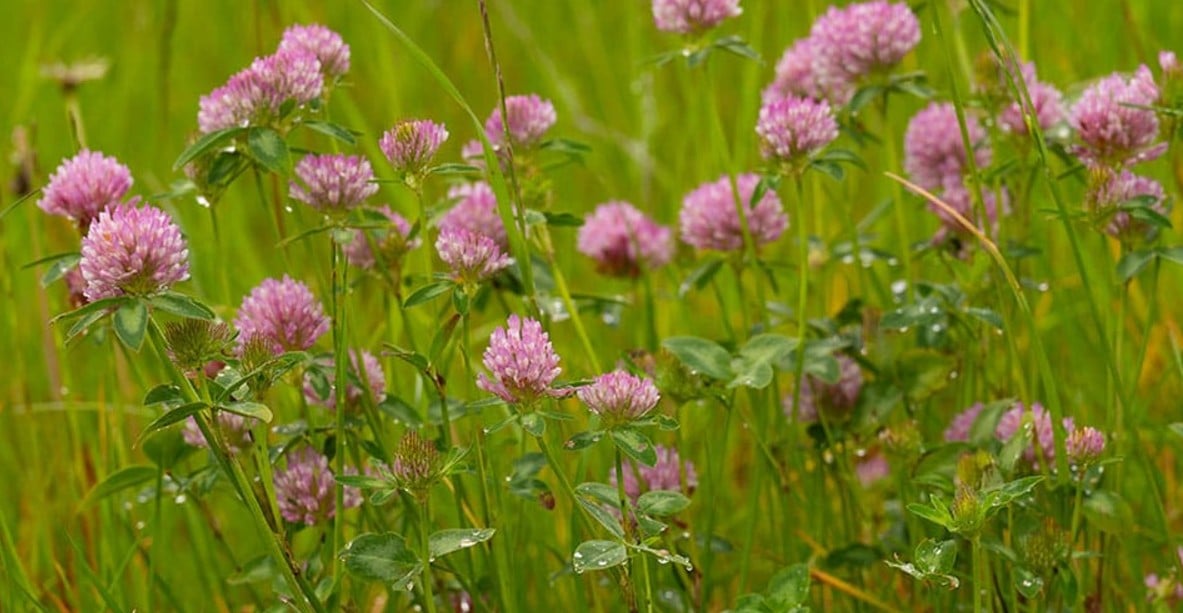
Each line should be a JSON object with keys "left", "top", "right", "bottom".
{"left": 931, "top": 176, "right": 1008, "bottom": 239}
{"left": 651, "top": 0, "right": 742, "bottom": 34}
{"left": 782, "top": 354, "right": 863, "bottom": 423}
{"left": 756, "top": 94, "right": 839, "bottom": 163}
{"left": 182, "top": 412, "right": 255, "bottom": 455}
{"left": 1144, "top": 548, "right": 1183, "bottom": 605}
{"left": 79, "top": 200, "right": 189, "bottom": 301}
{"left": 577, "top": 370, "right": 661, "bottom": 424}
{"left": 38, "top": 150, "right": 133, "bottom": 229}
{"left": 278, "top": 24, "right": 350, "bottom": 79}
{"left": 303, "top": 349, "right": 387, "bottom": 411}
{"left": 679, "top": 173, "right": 787, "bottom": 251}
{"left": 197, "top": 49, "right": 322, "bottom": 133}
{"left": 1066, "top": 426, "right": 1106, "bottom": 465}
{"left": 992, "top": 61, "right": 1065, "bottom": 137}
{"left": 904, "top": 102, "right": 992, "bottom": 191}
{"left": 234, "top": 275, "right": 329, "bottom": 355}
{"left": 477, "top": 315, "right": 564, "bottom": 405}
{"left": 764, "top": 38, "right": 832, "bottom": 103}
{"left": 380, "top": 119, "right": 449, "bottom": 177}
{"left": 810, "top": 1, "right": 921, "bottom": 104}
{"left": 440, "top": 182, "right": 508, "bottom": 249}
{"left": 436, "top": 228, "right": 513, "bottom": 285}
{"left": 856, "top": 451, "right": 890, "bottom": 486}
{"left": 1070, "top": 65, "right": 1162, "bottom": 167}
{"left": 274, "top": 448, "right": 362, "bottom": 526}
{"left": 995, "top": 403, "right": 1074, "bottom": 465}
{"left": 1090, "top": 170, "right": 1168, "bottom": 240}
{"left": 343, "top": 205, "right": 419, "bottom": 269}
{"left": 485, "top": 95, "right": 556, "bottom": 149}
{"left": 1161, "top": 51, "right": 1180, "bottom": 76}
{"left": 577, "top": 201, "right": 673, "bottom": 277}
{"left": 290, "top": 154, "right": 378, "bottom": 212}
{"left": 944, "top": 403, "right": 984, "bottom": 442}
{"left": 610, "top": 445, "right": 698, "bottom": 503}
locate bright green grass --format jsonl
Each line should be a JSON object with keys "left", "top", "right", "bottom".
{"left": 2, "top": 1, "right": 1182, "bottom": 611}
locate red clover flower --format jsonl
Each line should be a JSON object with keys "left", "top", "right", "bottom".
{"left": 79, "top": 200, "right": 190, "bottom": 301}
{"left": 38, "top": 149, "right": 133, "bottom": 230}
{"left": 576, "top": 201, "right": 673, "bottom": 277}
{"left": 234, "top": 275, "right": 330, "bottom": 355}
{"left": 477, "top": 315, "right": 565, "bottom": 406}
{"left": 651, "top": 0, "right": 742, "bottom": 35}
{"left": 289, "top": 154, "right": 378, "bottom": 213}
{"left": 274, "top": 448, "right": 362, "bottom": 526}
{"left": 679, "top": 173, "right": 787, "bottom": 252}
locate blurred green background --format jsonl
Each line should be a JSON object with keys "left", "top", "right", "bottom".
{"left": 2, "top": 0, "right": 1182, "bottom": 609}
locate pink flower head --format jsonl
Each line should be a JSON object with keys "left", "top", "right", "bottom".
{"left": 856, "top": 451, "right": 890, "bottom": 486}
{"left": 679, "top": 173, "right": 787, "bottom": 252}
{"left": 38, "top": 149, "right": 133, "bottom": 229}
{"left": 904, "top": 102, "right": 992, "bottom": 191}
{"left": 343, "top": 205, "right": 419, "bottom": 269}
{"left": 810, "top": 1, "right": 921, "bottom": 104}
{"left": 930, "top": 176, "right": 1008, "bottom": 240}
{"left": 610, "top": 445, "right": 698, "bottom": 504}
{"left": 290, "top": 154, "right": 378, "bottom": 212}
{"left": 577, "top": 201, "right": 673, "bottom": 277}
{"left": 783, "top": 354, "right": 863, "bottom": 423}
{"left": 274, "top": 448, "right": 362, "bottom": 526}
{"left": 1161, "top": 51, "right": 1181, "bottom": 76}
{"left": 756, "top": 94, "right": 839, "bottom": 163}
{"left": 944, "top": 403, "right": 984, "bottom": 442}
{"left": 993, "top": 62, "right": 1065, "bottom": 137}
{"left": 1090, "top": 170, "right": 1169, "bottom": 240}
{"left": 79, "top": 200, "right": 189, "bottom": 301}
{"left": 380, "top": 119, "right": 449, "bottom": 177}
{"left": 436, "top": 227, "right": 513, "bottom": 285}
{"left": 1144, "top": 548, "right": 1183, "bottom": 605}
{"left": 764, "top": 38, "right": 827, "bottom": 103}
{"left": 577, "top": 370, "right": 661, "bottom": 424}
{"left": 995, "top": 403, "right": 1074, "bottom": 465}
{"left": 651, "top": 0, "right": 742, "bottom": 34}
{"left": 234, "top": 275, "right": 329, "bottom": 355}
{"left": 197, "top": 48, "right": 323, "bottom": 133}
{"left": 1066, "top": 426, "right": 1106, "bottom": 465}
{"left": 182, "top": 412, "right": 255, "bottom": 455}
{"left": 460, "top": 139, "right": 487, "bottom": 168}
{"left": 485, "top": 95, "right": 556, "bottom": 149}
{"left": 303, "top": 349, "right": 387, "bottom": 411}
{"left": 64, "top": 267, "right": 88, "bottom": 308}
{"left": 278, "top": 24, "right": 350, "bottom": 79}
{"left": 476, "top": 315, "right": 564, "bottom": 405}
{"left": 1070, "top": 65, "right": 1162, "bottom": 167}
{"left": 440, "top": 182, "right": 508, "bottom": 249}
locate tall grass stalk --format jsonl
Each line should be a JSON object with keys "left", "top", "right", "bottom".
{"left": 146, "top": 320, "right": 322, "bottom": 613}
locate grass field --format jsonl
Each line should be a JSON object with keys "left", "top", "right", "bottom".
{"left": 2, "top": 0, "right": 1183, "bottom": 611}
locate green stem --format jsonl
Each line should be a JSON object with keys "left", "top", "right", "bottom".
{"left": 699, "top": 399, "right": 734, "bottom": 608}
{"left": 533, "top": 430, "right": 591, "bottom": 531}
{"left": 639, "top": 546, "right": 655, "bottom": 613}
{"left": 64, "top": 91, "right": 88, "bottom": 149}
{"left": 878, "top": 97, "right": 914, "bottom": 301}
{"left": 149, "top": 463, "right": 164, "bottom": 613}
{"left": 330, "top": 238, "right": 349, "bottom": 589}
{"left": 546, "top": 243, "right": 602, "bottom": 371}
{"left": 787, "top": 175, "right": 811, "bottom": 492}
{"left": 972, "top": 537, "right": 983, "bottom": 613}
{"left": 147, "top": 321, "right": 321, "bottom": 613}
{"left": 615, "top": 447, "right": 640, "bottom": 611}
{"left": 418, "top": 501, "right": 439, "bottom": 613}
